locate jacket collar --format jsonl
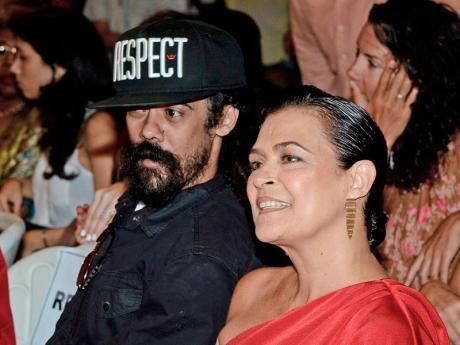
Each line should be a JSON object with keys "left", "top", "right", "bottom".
{"left": 115, "top": 175, "right": 227, "bottom": 237}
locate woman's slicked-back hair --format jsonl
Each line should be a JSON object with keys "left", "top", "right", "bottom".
{"left": 369, "top": 0, "right": 460, "bottom": 190}
{"left": 262, "top": 85, "right": 388, "bottom": 247}
{"left": 9, "top": 7, "right": 113, "bottom": 179}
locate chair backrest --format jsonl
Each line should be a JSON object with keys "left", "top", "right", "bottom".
{"left": 8, "top": 243, "right": 94, "bottom": 345}
{"left": 0, "top": 212, "right": 26, "bottom": 267}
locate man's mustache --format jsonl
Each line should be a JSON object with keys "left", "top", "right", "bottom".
{"left": 131, "top": 141, "right": 178, "bottom": 168}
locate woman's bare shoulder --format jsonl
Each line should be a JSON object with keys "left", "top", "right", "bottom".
{"left": 240, "top": 266, "right": 292, "bottom": 286}
{"left": 228, "top": 266, "right": 294, "bottom": 317}
{"left": 219, "top": 266, "right": 294, "bottom": 344}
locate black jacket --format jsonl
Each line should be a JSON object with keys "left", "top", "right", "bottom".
{"left": 47, "top": 175, "right": 260, "bottom": 345}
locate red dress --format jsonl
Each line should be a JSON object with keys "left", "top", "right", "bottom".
{"left": 0, "top": 251, "right": 15, "bottom": 345}
{"left": 228, "top": 279, "right": 448, "bottom": 345}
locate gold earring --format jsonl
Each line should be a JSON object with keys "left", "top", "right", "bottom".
{"left": 345, "top": 199, "right": 356, "bottom": 239}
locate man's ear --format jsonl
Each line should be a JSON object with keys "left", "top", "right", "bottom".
{"left": 213, "top": 105, "right": 240, "bottom": 137}
{"left": 346, "top": 160, "right": 376, "bottom": 200}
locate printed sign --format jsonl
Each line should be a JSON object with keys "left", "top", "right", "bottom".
{"left": 30, "top": 248, "right": 89, "bottom": 344}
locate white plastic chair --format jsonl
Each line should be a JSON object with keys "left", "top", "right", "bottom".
{"left": 0, "top": 212, "right": 25, "bottom": 267}
{"left": 8, "top": 243, "right": 94, "bottom": 345}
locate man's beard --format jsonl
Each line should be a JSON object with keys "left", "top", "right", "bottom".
{"left": 120, "top": 141, "right": 210, "bottom": 208}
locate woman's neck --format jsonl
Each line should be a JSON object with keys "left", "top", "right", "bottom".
{"left": 0, "top": 95, "right": 25, "bottom": 118}
{"left": 281, "top": 227, "right": 387, "bottom": 308}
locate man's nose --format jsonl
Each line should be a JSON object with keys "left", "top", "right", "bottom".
{"left": 140, "top": 110, "right": 165, "bottom": 143}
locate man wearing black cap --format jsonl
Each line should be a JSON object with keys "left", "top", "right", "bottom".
{"left": 47, "top": 18, "right": 260, "bottom": 345}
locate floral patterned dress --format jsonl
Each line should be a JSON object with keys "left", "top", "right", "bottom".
{"left": 380, "top": 134, "right": 460, "bottom": 282}
{"left": 0, "top": 107, "right": 42, "bottom": 185}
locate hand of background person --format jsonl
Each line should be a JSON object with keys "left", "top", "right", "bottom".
{"left": 406, "top": 212, "right": 460, "bottom": 287}
{"left": 21, "top": 228, "right": 55, "bottom": 258}
{"left": 350, "top": 61, "right": 418, "bottom": 150}
{"left": 0, "top": 179, "right": 23, "bottom": 216}
{"left": 20, "top": 224, "right": 76, "bottom": 258}
{"left": 421, "top": 281, "right": 460, "bottom": 344}
{"left": 75, "top": 181, "right": 128, "bottom": 244}
{"left": 74, "top": 204, "right": 90, "bottom": 244}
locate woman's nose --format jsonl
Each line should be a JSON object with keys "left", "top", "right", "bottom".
{"left": 251, "top": 167, "right": 276, "bottom": 189}
{"left": 9, "top": 56, "right": 20, "bottom": 76}
{"left": 347, "top": 59, "right": 361, "bottom": 82}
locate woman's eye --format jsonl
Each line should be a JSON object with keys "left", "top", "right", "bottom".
{"left": 281, "top": 155, "right": 300, "bottom": 163}
{"left": 367, "top": 59, "right": 378, "bottom": 69}
{"left": 249, "top": 161, "right": 262, "bottom": 171}
{"left": 165, "top": 108, "right": 182, "bottom": 118}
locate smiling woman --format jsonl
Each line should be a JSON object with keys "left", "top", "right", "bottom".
{"left": 217, "top": 85, "right": 449, "bottom": 345}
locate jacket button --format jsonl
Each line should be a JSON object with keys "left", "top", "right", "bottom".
{"left": 103, "top": 301, "right": 111, "bottom": 312}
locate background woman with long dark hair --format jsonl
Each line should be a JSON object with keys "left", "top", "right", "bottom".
{"left": 0, "top": 6, "right": 42, "bottom": 187}
{"left": 348, "top": 0, "right": 460, "bottom": 341}
{"left": 0, "top": 7, "right": 120, "bottom": 255}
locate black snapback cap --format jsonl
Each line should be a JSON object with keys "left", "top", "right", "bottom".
{"left": 91, "top": 18, "right": 247, "bottom": 109}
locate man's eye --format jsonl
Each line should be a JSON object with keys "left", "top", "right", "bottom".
{"left": 165, "top": 109, "right": 182, "bottom": 118}
{"left": 127, "top": 109, "right": 149, "bottom": 117}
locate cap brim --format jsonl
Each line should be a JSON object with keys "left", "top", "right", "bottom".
{"left": 89, "top": 90, "right": 222, "bottom": 109}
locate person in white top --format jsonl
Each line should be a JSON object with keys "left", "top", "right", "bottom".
{"left": 0, "top": 7, "right": 119, "bottom": 256}
{"left": 84, "top": 0, "right": 191, "bottom": 50}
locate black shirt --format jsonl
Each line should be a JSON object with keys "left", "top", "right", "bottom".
{"left": 47, "top": 175, "right": 260, "bottom": 345}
